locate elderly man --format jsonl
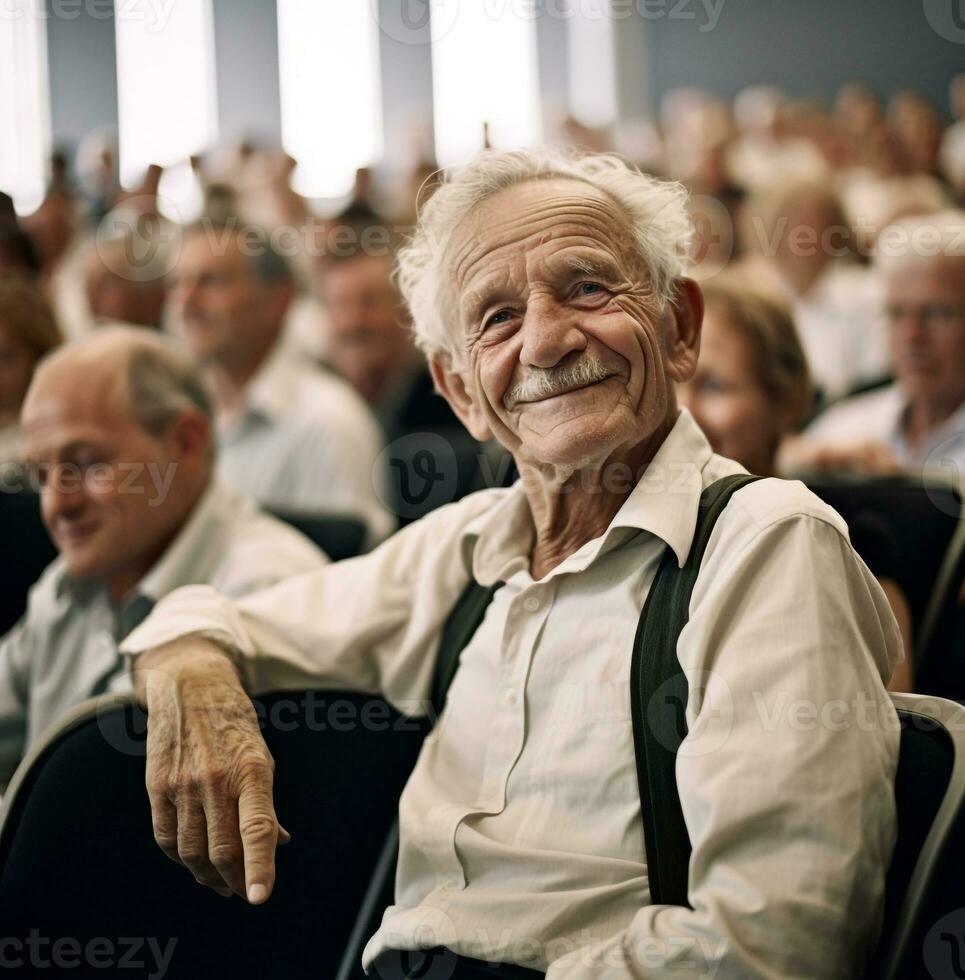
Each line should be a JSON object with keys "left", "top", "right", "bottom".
{"left": 0, "top": 328, "right": 325, "bottom": 784}
{"left": 800, "top": 211, "right": 965, "bottom": 485}
{"left": 123, "top": 151, "right": 901, "bottom": 979}
{"left": 168, "top": 223, "right": 394, "bottom": 544}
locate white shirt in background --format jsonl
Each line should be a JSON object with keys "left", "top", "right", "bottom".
{"left": 788, "top": 263, "right": 890, "bottom": 401}
{"left": 216, "top": 345, "right": 395, "bottom": 546}
{"left": 806, "top": 382, "right": 965, "bottom": 486}
{"left": 124, "top": 411, "right": 902, "bottom": 980}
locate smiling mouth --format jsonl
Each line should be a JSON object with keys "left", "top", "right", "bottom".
{"left": 514, "top": 375, "right": 615, "bottom": 407}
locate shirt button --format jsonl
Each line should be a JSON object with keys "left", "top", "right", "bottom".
{"left": 504, "top": 687, "right": 517, "bottom": 705}
{"left": 523, "top": 596, "right": 540, "bottom": 612}
{"left": 441, "top": 878, "right": 458, "bottom": 891}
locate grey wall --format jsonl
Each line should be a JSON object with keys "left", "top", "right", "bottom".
{"left": 377, "top": 0, "right": 435, "bottom": 169}
{"left": 642, "top": 0, "right": 963, "bottom": 118}
{"left": 46, "top": 0, "right": 118, "bottom": 151}
{"left": 211, "top": 0, "right": 281, "bottom": 146}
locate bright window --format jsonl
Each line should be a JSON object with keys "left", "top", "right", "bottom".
{"left": 0, "top": 0, "right": 51, "bottom": 215}
{"left": 114, "top": 0, "right": 219, "bottom": 191}
{"left": 430, "top": 0, "right": 541, "bottom": 166}
{"left": 277, "top": 0, "right": 383, "bottom": 200}
{"left": 567, "top": 0, "right": 616, "bottom": 127}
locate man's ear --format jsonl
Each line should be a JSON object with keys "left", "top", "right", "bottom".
{"left": 663, "top": 278, "right": 703, "bottom": 383}
{"left": 429, "top": 354, "right": 494, "bottom": 442}
{"left": 167, "top": 410, "right": 211, "bottom": 464}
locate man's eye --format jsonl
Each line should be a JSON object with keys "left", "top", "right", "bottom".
{"left": 485, "top": 310, "right": 512, "bottom": 328}
{"left": 575, "top": 282, "right": 604, "bottom": 297}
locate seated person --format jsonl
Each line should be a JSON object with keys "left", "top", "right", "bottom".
{"left": 0, "top": 327, "right": 325, "bottom": 784}
{"left": 0, "top": 275, "right": 63, "bottom": 478}
{"left": 679, "top": 276, "right": 913, "bottom": 688}
{"left": 124, "top": 150, "right": 901, "bottom": 979}
{"left": 167, "top": 223, "right": 394, "bottom": 544}
{"left": 316, "top": 247, "right": 510, "bottom": 521}
{"left": 799, "top": 210, "right": 965, "bottom": 484}
{"left": 83, "top": 235, "right": 169, "bottom": 331}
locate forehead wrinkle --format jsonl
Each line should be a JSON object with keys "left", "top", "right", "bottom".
{"left": 447, "top": 186, "right": 636, "bottom": 286}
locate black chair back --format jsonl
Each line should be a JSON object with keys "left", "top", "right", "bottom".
{"left": 0, "top": 490, "right": 57, "bottom": 635}
{"left": 269, "top": 510, "right": 368, "bottom": 562}
{"left": 805, "top": 476, "right": 965, "bottom": 696}
{"left": 0, "top": 691, "right": 427, "bottom": 979}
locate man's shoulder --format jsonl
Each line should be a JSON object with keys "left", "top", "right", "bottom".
{"left": 202, "top": 493, "right": 328, "bottom": 598}
{"left": 721, "top": 476, "right": 850, "bottom": 548}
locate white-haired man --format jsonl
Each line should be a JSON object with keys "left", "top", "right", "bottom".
{"left": 0, "top": 328, "right": 325, "bottom": 785}
{"left": 123, "top": 151, "right": 902, "bottom": 979}
{"left": 801, "top": 211, "right": 965, "bottom": 487}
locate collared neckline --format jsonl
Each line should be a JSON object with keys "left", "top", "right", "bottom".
{"left": 460, "top": 410, "right": 722, "bottom": 585}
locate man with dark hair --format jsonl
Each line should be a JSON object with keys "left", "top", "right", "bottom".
{"left": 170, "top": 223, "right": 394, "bottom": 544}
{"left": 0, "top": 328, "right": 325, "bottom": 784}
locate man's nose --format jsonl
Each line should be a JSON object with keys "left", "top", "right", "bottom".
{"left": 518, "top": 296, "right": 587, "bottom": 369}
{"left": 42, "top": 466, "right": 87, "bottom": 526}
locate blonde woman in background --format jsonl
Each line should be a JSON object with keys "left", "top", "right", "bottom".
{"left": 679, "top": 276, "right": 913, "bottom": 689}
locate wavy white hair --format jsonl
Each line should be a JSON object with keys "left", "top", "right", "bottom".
{"left": 396, "top": 148, "right": 694, "bottom": 366}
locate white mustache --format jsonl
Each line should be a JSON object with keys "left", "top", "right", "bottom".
{"left": 504, "top": 355, "right": 615, "bottom": 409}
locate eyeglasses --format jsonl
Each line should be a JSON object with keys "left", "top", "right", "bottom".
{"left": 884, "top": 304, "right": 965, "bottom": 329}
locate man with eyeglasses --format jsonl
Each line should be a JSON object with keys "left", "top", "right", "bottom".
{"left": 800, "top": 210, "right": 965, "bottom": 487}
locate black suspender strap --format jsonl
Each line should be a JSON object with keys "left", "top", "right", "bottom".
{"left": 430, "top": 473, "right": 760, "bottom": 908}
{"left": 430, "top": 580, "right": 503, "bottom": 721}
{"left": 629, "top": 472, "right": 759, "bottom": 907}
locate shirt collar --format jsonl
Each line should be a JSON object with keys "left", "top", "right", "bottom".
{"left": 55, "top": 480, "right": 234, "bottom": 608}
{"left": 461, "top": 410, "right": 718, "bottom": 585}
{"left": 237, "top": 344, "right": 304, "bottom": 425}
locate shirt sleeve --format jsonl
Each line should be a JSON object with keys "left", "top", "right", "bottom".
{"left": 121, "top": 494, "right": 492, "bottom": 715}
{"left": 546, "top": 513, "right": 902, "bottom": 980}
{"left": 0, "top": 619, "right": 32, "bottom": 786}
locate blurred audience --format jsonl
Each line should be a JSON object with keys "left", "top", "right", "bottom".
{"left": 0, "top": 328, "right": 325, "bottom": 784}
{"left": 0, "top": 276, "right": 63, "bottom": 477}
{"left": 740, "top": 178, "right": 888, "bottom": 400}
{"left": 800, "top": 211, "right": 965, "bottom": 484}
{"left": 315, "top": 245, "right": 506, "bottom": 523}
{"left": 678, "top": 277, "right": 913, "bottom": 687}
{"left": 168, "top": 222, "right": 394, "bottom": 543}
{"left": 83, "top": 236, "right": 168, "bottom": 331}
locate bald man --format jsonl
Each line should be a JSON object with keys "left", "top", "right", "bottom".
{"left": 0, "top": 328, "right": 325, "bottom": 785}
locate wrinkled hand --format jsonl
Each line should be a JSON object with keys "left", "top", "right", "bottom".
{"left": 134, "top": 639, "right": 290, "bottom": 902}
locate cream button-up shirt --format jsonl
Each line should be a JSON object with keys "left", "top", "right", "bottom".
{"left": 124, "top": 411, "right": 903, "bottom": 979}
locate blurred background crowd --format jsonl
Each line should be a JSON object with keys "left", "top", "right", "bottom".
{"left": 0, "top": 0, "right": 963, "bottom": 711}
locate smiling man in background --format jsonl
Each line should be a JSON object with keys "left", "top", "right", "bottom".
{"left": 0, "top": 328, "right": 324, "bottom": 785}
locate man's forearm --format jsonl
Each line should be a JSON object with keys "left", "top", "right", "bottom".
{"left": 132, "top": 637, "right": 244, "bottom": 708}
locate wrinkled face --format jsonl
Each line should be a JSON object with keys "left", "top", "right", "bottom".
{"left": 679, "top": 306, "right": 781, "bottom": 474}
{"left": 168, "top": 232, "right": 281, "bottom": 365}
{"left": 318, "top": 254, "right": 414, "bottom": 405}
{"left": 20, "top": 368, "right": 189, "bottom": 596}
{"left": 440, "top": 178, "right": 689, "bottom": 472}
{"left": 885, "top": 258, "right": 965, "bottom": 408}
{"left": 0, "top": 321, "right": 36, "bottom": 419}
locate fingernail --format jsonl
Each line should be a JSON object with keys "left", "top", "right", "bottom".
{"left": 248, "top": 883, "right": 268, "bottom": 904}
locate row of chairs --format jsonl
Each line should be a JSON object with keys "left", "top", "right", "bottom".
{"left": 5, "top": 474, "right": 961, "bottom": 695}
{"left": 0, "top": 689, "right": 963, "bottom": 979}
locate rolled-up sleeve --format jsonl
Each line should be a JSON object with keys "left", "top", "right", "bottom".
{"left": 121, "top": 492, "right": 501, "bottom": 716}
{"left": 547, "top": 513, "right": 902, "bottom": 980}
